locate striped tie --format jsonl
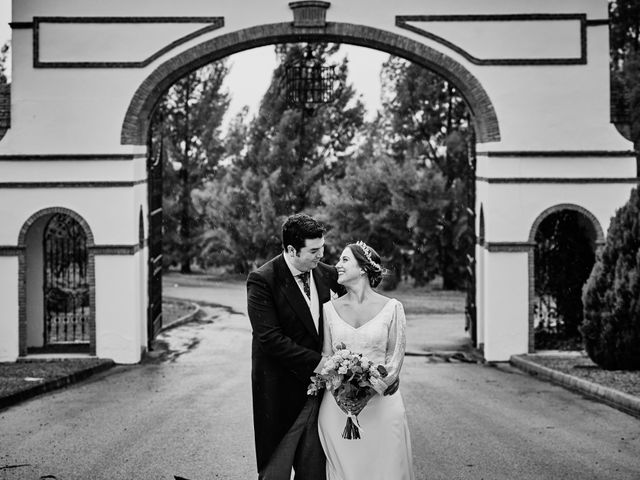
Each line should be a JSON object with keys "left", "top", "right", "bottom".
{"left": 298, "top": 271, "right": 311, "bottom": 299}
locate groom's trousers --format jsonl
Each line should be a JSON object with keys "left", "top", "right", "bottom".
{"left": 259, "top": 395, "right": 325, "bottom": 480}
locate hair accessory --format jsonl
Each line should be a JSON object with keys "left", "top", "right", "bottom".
{"left": 355, "top": 241, "right": 381, "bottom": 270}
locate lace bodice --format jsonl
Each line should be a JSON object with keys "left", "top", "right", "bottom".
{"left": 322, "top": 298, "right": 407, "bottom": 395}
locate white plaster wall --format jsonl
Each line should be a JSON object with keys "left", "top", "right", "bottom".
{"left": 0, "top": 257, "right": 19, "bottom": 361}
{"left": 475, "top": 243, "right": 485, "bottom": 349}
{"left": 0, "top": 158, "right": 146, "bottom": 183}
{"left": 135, "top": 188, "right": 149, "bottom": 351}
{"left": 25, "top": 215, "right": 47, "bottom": 347}
{"left": 477, "top": 156, "right": 637, "bottom": 179}
{"left": 138, "top": 246, "right": 148, "bottom": 350}
{"left": 0, "top": 186, "right": 145, "bottom": 245}
{"left": 481, "top": 247, "right": 491, "bottom": 353}
{"left": 483, "top": 251, "right": 529, "bottom": 361}
{"left": 3, "top": 0, "right": 631, "bottom": 155}
{"left": 418, "top": 17, "right": 582, "bottom": 60}
{"left": 94, "top": 255, "right": 142, "bottom": 363}
{"left": 482, "top": 182, "right": 637, "bottom": 243}
{"left": 475, "top": 186, "right": 488, "bottom": 350}
{"left": 469, "top": 27, "right": 629, "bottom": 151}
{"left": 38, "top": 23, "right": 213, "bottom": 64}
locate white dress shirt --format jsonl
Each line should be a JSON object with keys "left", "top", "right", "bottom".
{"left": 283, "top": 253, "right": 320, "bottom": 332}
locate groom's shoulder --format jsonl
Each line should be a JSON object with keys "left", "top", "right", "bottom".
{"left": 249, "top": 254, "right": 282, "bottom": 280}
{"left": 315, "top": 261, "right": 339, "bottom": 283}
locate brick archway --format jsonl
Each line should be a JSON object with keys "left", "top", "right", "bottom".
{"left": 528, "top": 203, "right": 605, "bottom": 245}
{"left": 121, "top": 22, "right": 500, "bottom": 145}
{"left": 17, "top": 207, "right": 97, "bottom": 356}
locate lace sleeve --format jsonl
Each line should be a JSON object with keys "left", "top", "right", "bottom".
{"left": 370, "top": 300, "right": 407, "bottom": 395}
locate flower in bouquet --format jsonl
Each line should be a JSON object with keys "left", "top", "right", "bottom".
{"left": 307, "top": 342, "right": 387, "bottom": 439}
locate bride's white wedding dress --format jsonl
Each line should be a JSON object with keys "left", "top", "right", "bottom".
{"left": 318, "top": 298, "right": 415, "bottom": 480}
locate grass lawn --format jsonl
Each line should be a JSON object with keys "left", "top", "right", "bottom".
{"left": 388, "top": 280, "right": 466, "bottom": 315}
{"left": 0, "top": 358, "right": 113, "bottom": 405}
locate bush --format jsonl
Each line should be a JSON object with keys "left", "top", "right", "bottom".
{"left": 581, "top": 187, "right": 640, "bottom": 370}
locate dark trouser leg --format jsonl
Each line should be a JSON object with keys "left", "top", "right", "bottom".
{"left": 259, "top": 397, "right": 324, "bottom": 480}
{"left": 293, "top": 396, "right": 325, "bottom": 480}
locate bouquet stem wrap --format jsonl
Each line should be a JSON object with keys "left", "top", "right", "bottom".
{"left": 342, "top": 412, "right": 362, "bottom": 440}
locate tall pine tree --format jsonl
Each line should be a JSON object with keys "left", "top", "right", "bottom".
{"left": 149, "top": 61, "right": 230, "bottom": 273}
{"left": 610, "top": 0, "right": 640, "bottom": 154}
{"left": 197, "top": 43, "right": 365, "bottom": 272}
{"left": 377, "top": 57, "right": 475, "bottom": 289}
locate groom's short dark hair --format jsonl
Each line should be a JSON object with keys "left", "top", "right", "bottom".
{"left": 282, "top": 213, "right": 325, "bottom": 252}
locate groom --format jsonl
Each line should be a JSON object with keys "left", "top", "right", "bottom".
{"left": 247, "top": 213, "right": 343, "bottom": 480}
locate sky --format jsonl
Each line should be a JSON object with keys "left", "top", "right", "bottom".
{"left": 221, "top": 44, "right": 387, "bottom": 124}
{"left": 0, "top": 2, "right": 387, "bottom": 123}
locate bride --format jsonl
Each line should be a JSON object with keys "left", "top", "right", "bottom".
{"left": 318, "top": 241, "right": 415, "bottom": 480}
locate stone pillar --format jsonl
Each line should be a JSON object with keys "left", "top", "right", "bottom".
{"left": 482, "top": 247, "right": 530, "bottom": 361}
{"left": 94, "top": 254, "right": 144, "bottom": 363}
{"left": 474, "top": 243, "right": 485, "bottom": 351}
{"left": 0, "top": 255, "right": 20, "bottom": 361}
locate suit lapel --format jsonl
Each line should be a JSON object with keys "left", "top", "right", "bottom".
{"left": 275, "top": 255, "right": 319, "bottom": 341}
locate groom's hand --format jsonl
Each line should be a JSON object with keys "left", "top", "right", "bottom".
{"left": 384, "top": 377, "right": 400, "bottom": 396}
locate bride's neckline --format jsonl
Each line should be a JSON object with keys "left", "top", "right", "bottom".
{"left": 328, "top": 298, "right": 395, "bottom": 330}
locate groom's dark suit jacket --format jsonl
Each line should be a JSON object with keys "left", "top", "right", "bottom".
{"left": 247, "top": 253, "right": 343, "bottom": 471}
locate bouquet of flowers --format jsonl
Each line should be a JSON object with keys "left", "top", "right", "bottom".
{"left": 307, "top": 342, "right": 387, "bottom": 439}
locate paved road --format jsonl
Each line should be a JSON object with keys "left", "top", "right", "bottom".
{"left": 1, "top": 279, "right": 639, "bottom": 479}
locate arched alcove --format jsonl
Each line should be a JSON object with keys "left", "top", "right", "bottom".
{"left": 528, "top": 203, "right": 604, "bottom": 351}
{"left": 17, "top": 207, "right": 97, "bottom": 356}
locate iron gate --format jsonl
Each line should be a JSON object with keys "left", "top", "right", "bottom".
{"left": 43, "top": 213, "right": 90, "bottom": 348}
{"left": 147, "top": 138, "right": 163, "bottom": 347}
{"left": 464, "top": 128, "right": 477, "bottom": 345}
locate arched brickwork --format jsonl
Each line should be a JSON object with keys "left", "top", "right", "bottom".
{"left": 528, "top": 203, "right": 605, "bottom": 245}
{"left": 121, "top": 22, "right": 500, "bottom": 145}
{"left": 17, "top": 207, "right": 97, "bottom": 356}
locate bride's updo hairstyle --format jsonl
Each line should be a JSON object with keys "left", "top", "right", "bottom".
{"left": 348, "top": 241, "right": 383, "bottom": 288}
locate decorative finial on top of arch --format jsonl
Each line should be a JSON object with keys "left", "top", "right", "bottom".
{"left": 289, "top": 1, "right": 330, "bottom": 28}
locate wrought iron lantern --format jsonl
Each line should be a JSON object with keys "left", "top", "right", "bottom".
{"left": 286, "top": 45, "right": 338, "bottom": 107}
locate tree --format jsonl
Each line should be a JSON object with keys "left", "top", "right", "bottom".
{"left": 149, "top": 62, "right": 230, "bottom": 273}
{"left": 317, "top": 122, "right": 450, "bottom": 289}
{"left": 196, "top": 43, "right": 366, "bottom": 272}
{"left": 0, "top": 41, "right": 9, "bottom": 84}
{"left": 610, "top": 0, "right": 640, "bottom": 154}
{"left": 582, "top": 187, "right": 640, "bottom": 370}
{"left": 242, "top": 44, "right": 365, "bottom": 212}
{"left": 610, "top": 0, "right": 640, "bottom": 63}
{"left": 377, "top": 57, "right": 475, "bottom": 289}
